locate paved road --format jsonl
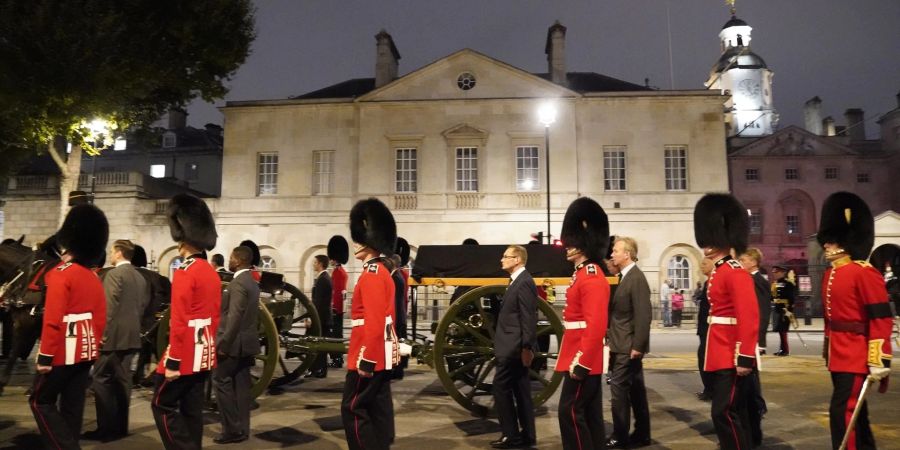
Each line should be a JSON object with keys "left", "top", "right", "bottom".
{"left": 1, "top": 331, "right": 898, "bottom": 449}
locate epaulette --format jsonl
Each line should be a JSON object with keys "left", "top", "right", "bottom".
{"left": 585, "top": 264, "right": 599, "bottom": 275}
{"left": 364, "top": 263, "right": 379, "bottom": 274}
{"left": 726, "top": 260, "right": 743, "bottom": 270}
{"left": 178, "top": 257, "right": 196, "bottom": 270}
{"left": 56, "top": 262, "right": 73, "bottom": 271}
{"left": 853, "top": 260, "right": 872, "bottom": 268}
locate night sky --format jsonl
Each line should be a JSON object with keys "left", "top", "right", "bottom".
{"left": 185, "top": 0, "right": 899, "bottom": 139}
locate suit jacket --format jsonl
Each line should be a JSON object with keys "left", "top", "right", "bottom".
{"left": 217, "top": 269, "right": 261, "bottom": 358}
{"left": 607, "top": 265, "right": 652, "bottom": 354}
{"left": 695, "top": 281, "right": 710, "bottom": 337}
{"left": 312, "top": 270, "right": 332, "bottom": 326}
{"left": 102, "top": 262, "right": 149, "bottom": 351}
{"left": 136, "top": 266, "right": 171, "bottom": 333}
{"left": 751, "top": 271, "right": 771, "bottom": 339}
{"left": 495, "top": 269, "right": 538, "bottom": 360}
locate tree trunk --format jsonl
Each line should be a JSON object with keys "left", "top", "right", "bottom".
{"left": 47, "top": 139, "right": 82, "bottom": 227}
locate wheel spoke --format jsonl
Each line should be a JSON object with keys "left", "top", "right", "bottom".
{"left": 473, "top": 299, "right": 495, "bottom": 339}
{"left": 448, "top": 356, "right": 489, "bottom": 379}
{"left": 442, "top": 344, "right": 494, "bottom": 355}
{"left": 454, "top": 320, "right": 493, "bottom": 347}
{"left": 536, "top": 324, "right": 555, "bottom": 337}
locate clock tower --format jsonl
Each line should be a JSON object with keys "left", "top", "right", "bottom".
{"left": 705, "top": 9, "right": 777, "bottom": 137}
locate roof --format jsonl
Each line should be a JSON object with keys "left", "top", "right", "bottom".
{"left": 722, "top": 15, "right": 748, "bottom": 30}
{"left": 292, "top": 71, "right": 650, "bottom": 100}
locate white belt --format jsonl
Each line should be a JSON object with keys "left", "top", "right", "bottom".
{"left": 63, "top": 312, "right": 94, "bottom": 365}
{"left": 564, "top": 321, "right": 587, "bottom": 330}
{"left": 63, "top": 312, "right": 92, "bottom": 322}
{"left": 188, "top": 317, "right": 213, "bottom": 372}
{"left": 351, "top": 319, "right": 365, "bottom": 327}
{"left": 188, "top": 318, "right": 212, "bottom": 328}
{"left": 708, "top": 316, "right": 737, "bottom": 325}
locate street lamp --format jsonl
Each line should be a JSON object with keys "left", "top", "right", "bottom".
{"left": 84, "top": 118, "right": 111, "bottom": 203}
{"left": 537, "top": 103, "right": 557, "bottom": 244}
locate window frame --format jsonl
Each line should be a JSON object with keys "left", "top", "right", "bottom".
{"left": 312, "top": 150, "right": 335, "bottom": 195}
{"left": 664, "top": 145, "right": 688, "bottom": 191}
{"left": 603, "top": 146, "right": 627, "bottom": 191}
{"left": 744, "top": 168, "right": 759, "bottom": 182}
{"left": 515, "top": 145, "right": 540, "bottom": 192}
{"left": 395, "top": 148, "right": 418, "bottom": 193}
{"left": 667, "top": 255, "right": 692, "bottom": 291}
{"left": 256, "top": 152, "right": 279, "bottom": 196}
{"left": 455, "top": 146, "right": 479, "bottom": 192}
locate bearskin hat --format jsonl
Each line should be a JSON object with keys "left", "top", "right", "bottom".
{"left": 817, "top": 192, "right": 874, "bottom": 260}
{"left": 167, "top": 194, "right": 217, "bottom": 251}
{"left": 869, "top": 244, "right": 899, "bottom": 275}
{"left": 68, "top": 190, "right": 91, "bottom": 207}
{"left": 58, "top": 204, "right": 109, "bottom": 263}
{"left": 327, "top": 235, "right": 349, "bottom": 265}
{"left": 605, "top": 235, "right": 617, "bottom": 260}
{"left": 693, "top": 193, "right": 748, "bottom": 256}
{"left": 560, "top": 197, "right": 609, "bottom": 262}
{"left": 395, "top": 237, "right": 410, "bottom": 266}
{"left": 239, "top": 240, "right": 262, "bottom": 267}
{"left": 132, "top": 245, "right": 148, "bottom": 268}
{"left": 349, "top": 198, "right": 397, "bottom": 256}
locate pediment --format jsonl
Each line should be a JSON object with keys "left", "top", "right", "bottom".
{"left": 731, "top": 126, "right": 858, "bottom": 157}
{"left": 442, "top": 123, "right": 488, "bottom": 139}
{"left": 357, "top": 48, "right": 578, "bottom": 102}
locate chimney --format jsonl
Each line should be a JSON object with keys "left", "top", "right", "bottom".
{"left": 822, "top": 116, "right": 836, "bottom": 136}
{"left": 803, "top": 96, "right": 823, "bottom": 135}
{"left": 844, "top": 108, "right": 865, "bottom": 141}
{"left": 168, "top": 108, "right": 187, "bottom": 130}
{"left": 374, "top": 30, "right": 400, "bottom": 89}
{"left": 545, "top": 21, "right": 567, "bottom": 86}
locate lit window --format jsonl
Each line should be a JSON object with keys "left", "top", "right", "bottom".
{"left": 312, "top": 150, "right": 334, "bottom": 195}
{"left": 515, "top": 146, "right": 539, "bottom": 191}
{"left": 455, "top": 147, "right": 478, "bottom": 192}
{"left": 664, "top": 146, "right": 687, "bottom": 191}
{"left": 114, "top": 138, "right": 127, "bottom": 151}
{"left": 395, "top": 148, "right": 417, "bottom": 193}
{"left": 857, "top": 173, "right": 870, "bottom": 183}
{"left": 257, "top": 152, "right": 278, "bottom": 195}
{"left": 667, "top": 255, "right": 691, "bottom": 291}
{"left": 749, "top": 210, "right": 762, "bottom": 237}
{"left": 603, "top": 146, "right": 626, "bottom": 191}
{"left": 150, "top": 164, "right": 166, "bottom": 178}
{"left": 824, "top": 167, "right": 839, "bottom": 180}
{"left": 745, "top": 168, "right": 759, "bottom": 181}
{"left": 786, "top": 215, "right": 800, "bottom": 235}
{"left": 785, "top": 168, "right": 799, "bottom": 180}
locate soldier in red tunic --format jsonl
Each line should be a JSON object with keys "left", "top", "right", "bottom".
{"left": 817, "top": 192, "right": 892, "bottom": 450}
{"left": 328, "top": 235, "right": 349, "bottom": 368}
{"left": 555, "top": 197, "right": 610, "bottom": 450}
{"left": 341, "top": 198, "right": 399, "bottom": 450}
{"left": 693, "top": 193, "right": 759, "bottom": 450}
{"left": 31, "top": 204, "right": 108, "bottom": 449}
{"left": 151, "top": 194, "right": 220, "bottom": 450}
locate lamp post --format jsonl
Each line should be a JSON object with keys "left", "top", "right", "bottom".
{"left": 537, "top": 103, "right": 557, "bottom": 244}
{"left": 85, "top": 118, "right": 111, "bottom": 203}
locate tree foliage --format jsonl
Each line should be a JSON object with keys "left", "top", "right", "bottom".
{"left": 0, "top": 0, "right": 255, "bottom": 156}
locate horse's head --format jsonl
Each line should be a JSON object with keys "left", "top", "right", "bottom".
{"left": 0, "top": 237, "right": 35, "bottom": 302}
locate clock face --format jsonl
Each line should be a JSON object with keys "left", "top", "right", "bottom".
{"left": 738, "top": 78, "right": 761, "bottom": 98}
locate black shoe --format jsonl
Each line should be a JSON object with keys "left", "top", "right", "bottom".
{"left": 213, "top": 433, "right": 248, "bottom": 444}
{"left": 605, "top": 437, "right": 628, "bottom": 449}
{"left": 759, "top": 349, "right": 767, "bottom": 355}
{"left": 629, "top": 434, "right": 652, "bottom": 447}
{"left": 774, "top": 350, "right": 789, "bottom": 357}
{"left": 696, "top": 391, "right": 712, "bottom": 401}
{"left": 490, "top": 436, "right": 525, "bottom": 449}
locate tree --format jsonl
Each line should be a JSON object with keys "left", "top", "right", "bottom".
{"left": 0, "top": 0, "right": 255, "bottom": 224}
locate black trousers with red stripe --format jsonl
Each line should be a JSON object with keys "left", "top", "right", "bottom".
{"left": 341, "top": 370, "right": 393, "bottom": 450}
{"left": 151, "top": 371, "right": 209, "bottom": 450}
{"left": 30, "top": 361, "right": 92, "bottom": 450}
{"left": 829, "top": 372, "right": 875, "bottom": 450}
{"left": 709, "top": 369, "right": 752, "bottom": 450}
{"left": 557, "top": 373, "right": 604, "bottom": 450}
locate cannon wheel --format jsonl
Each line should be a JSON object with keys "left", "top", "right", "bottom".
{"left": 432, "top": 285, "right": 564, "bottom": 417}
{"left": 268, "top": 282, "right": 323, "bottom": 388}
{"left": 155, "top": 302, "right": 281, "bottom": 399}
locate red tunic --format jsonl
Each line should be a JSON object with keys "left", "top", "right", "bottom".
{"left": 37, "top": 262, "right": 106, "bottom": 367}
{"left": 331, "top": 265, "right": 348, "bottom": 314}
{"left": 822, "top": 258, "right": 893, "bottom": 374}
{"left": 555, "top": 262, "right": 609, "bottom": 376}
{"left": 703, "top": 256, "right": 759, "bottom": 372}
{"left": 347, "top": 259, "right": 398, "bottom": 373}
{"left": 157, "top": 256, "right": 221, "bottom": 375}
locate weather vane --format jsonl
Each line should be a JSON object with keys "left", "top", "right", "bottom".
{"left": 726, "top": 0, "right": 736, "bottom": 16}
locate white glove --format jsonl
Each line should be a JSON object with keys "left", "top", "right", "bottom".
{"left": 398, "top": 342, "right": 412, "bottom": 357}
{"left": 868, "top": 366, "right": 891, "bottom": 381}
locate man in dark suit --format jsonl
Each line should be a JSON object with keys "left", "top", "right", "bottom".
{"left": 738, "top": 247, "right": 770, "bottom": 447}
{"left": 309, "top": 254, "right": 332, "bottom": 378}
{"left": 490, "top": 245, "right": 538, "bottom": 449}
{"left": 84, "top": 239, "right": 149, "bottom": 441}
{"left": 213, "top": 246, "right": 261, "bottom": 444}
{"left": 695, "top": 260, "right": 713, "bottom": 401}
{"left": 605, "top": 236, "right": 652, "bottom": 449}
{"left": 130, "top": 244, "right": 172, "bottom": 387}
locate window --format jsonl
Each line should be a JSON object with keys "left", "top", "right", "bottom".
{"left": 113, "top": 138, "right": 127, "bottom": 151}
{"left": 664, "top": 146, "right": 687, "bottom": 191}
{"left": 184, "top": 163, "right": 199, "bottom": 181}
{"left": 786, "top": 215, "right": 800, "bottom": 236}
{"left": 150, "top": 164, "right": 166, "bottom": 178}
{"left": 257, "top": 152, "right": 278, "bottom": 196}
{"left": 824, "top": 167, "right": 839, "bottom": 180}
{"left": 455, "top": 147, "right": 478, "bottom": 192}
{"left": 457, "top": 72, "right": 476, "bottom": 90}
{"left": 603, "top": 146, "right": 626, "bottom": 191}
{"left": 395, "top": 148, "right": 417, "bottom": 192}
{"left": 785, "top": 168, "right": 799, "bottom": 180}
{"left": 667, "top": 255, "right": 691, "bottom": 291}
{"left": 515, "top": 146, "right": 539, "bottom": 191}
{"left": 260, "top": 255, "right": 276, "bottom": 270}
{"left": 162, "top": 132, "right": 177, "bottom": 148}
{"left": 744, "top": 168, "right": 759, "bottom": 181}
{"left": 857, "top": 172, "right": 870, "bottom": 183}
{"left": 749, "top": 210, "right": 762, "bottom": 236}
{"left": 312, "top": 150, "right": 334, "bottom": 195}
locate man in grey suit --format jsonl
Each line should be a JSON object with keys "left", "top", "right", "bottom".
{"left": 84, "top": 239, "right": 149, "bottom": 441}
{"left": 309, "top": 254, "right": 332, "bottom": 378}
{"left": 490, "top": 245, "right": 538, "bottom": 449}
{"left": 605, "top": 237, "right": 652, "bottom": 449}
{"left": 213, "top": 246, "right": 260, "bottom": 444}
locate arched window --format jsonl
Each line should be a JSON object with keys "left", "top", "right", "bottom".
{"left": 168, "top": 256, "right": 184, "bottom": 279}
{"left": 260, "top": 255, "right": 277, "bottom": 271}
{"left": 667, "top": 255, "right": 691, "bottom": 291}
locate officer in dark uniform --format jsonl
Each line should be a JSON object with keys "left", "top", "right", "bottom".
{"left": 310, "top": 254, "right": 332, "bottom": 378}
{"left": 151, "top": 194, "right": 220, "bottom": 450}
{"left": 694, "top": 193, "right": 759, "bottom": 450}
{"left": 341, "top": 198, "right": 400, "bottom": 450}
{"left": 30, "top": 204, "right": 109, "bottom": 449}
{"left": 868, "top": 244, "right": 899, "bottom": 317}
{"left": 328, "top": 235, "right": 349, "bottom": 368}
{"left": 770, "top": 264, "right": 796, "bottom": 356}
{"left": 818, "top": 192, "right": 892, "bottom": 450}
{"left": 556, "top": 197, "right": 610, "bottom": 450}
